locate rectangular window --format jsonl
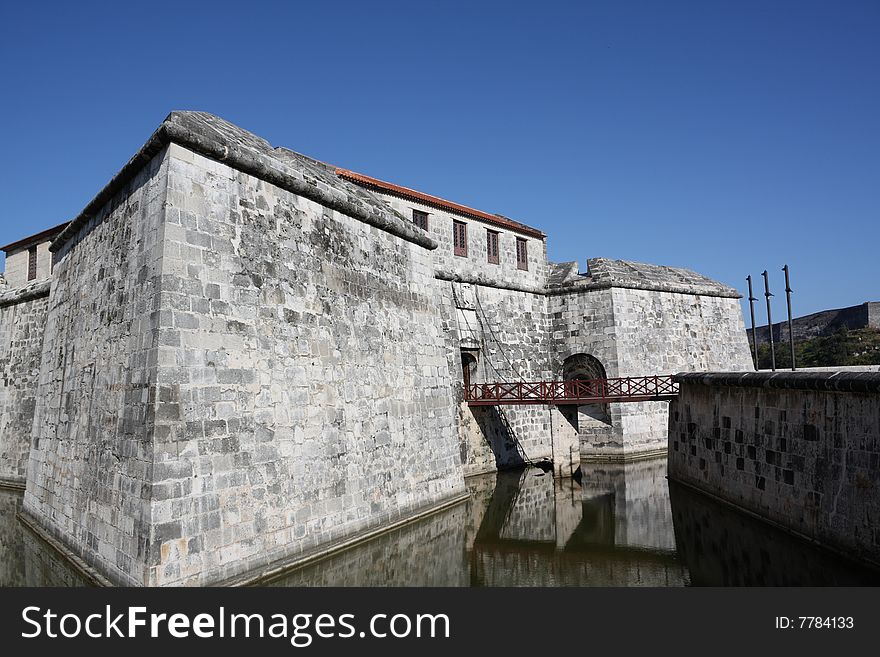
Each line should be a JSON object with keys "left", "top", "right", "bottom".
{"left": 516, "top": 237, "right": 528, "bottom": 270}
{"left": 453, "top": 220, "right": 468, "bottom": 257}
{"left": 487, "top": 230, "right": 499, "bottom": 264}
{"left": 412, "top": 208, "right": 428, "bottom": 231}
{"left": 27, "top": 245, "right": 37, "bottom": 281}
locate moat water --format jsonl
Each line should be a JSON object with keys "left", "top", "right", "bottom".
{"left": 1, "top": 458, "right": 878, "bottom": 586}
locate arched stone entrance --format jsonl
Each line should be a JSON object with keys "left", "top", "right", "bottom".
{"left": 559, "top": 353, "right": 612, "bottom": 434}
{"left": 460, "top": 350, "right": 478, "bottom": 391}
{"left": 562, "top": 353, "right": 607, "bottom": 382}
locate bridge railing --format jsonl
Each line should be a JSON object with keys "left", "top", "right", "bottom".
{"left": 464, "top": 375, "right": 679, "bottom": 406}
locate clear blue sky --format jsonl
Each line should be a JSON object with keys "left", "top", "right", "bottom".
{"left": 1, "top": 0, "right": 877, "bottom": 322}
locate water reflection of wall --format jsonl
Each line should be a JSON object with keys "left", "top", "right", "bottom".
{"left": 0, "top": 489, "right": 88, "bottom": 586}
{"left": 268, "top": 502, "right": 471, "bottom": 586}
{"left": 271, "top": 461, "right": 691, "bottom": 587}
{"left": 577, "top": 458, "right": 675, "bottom": 551}
{"left": 265, "top": 475, "right": 499, "bottom": 586}
{"left": 463, "top": 473, "right": 497, "bottom": 546}
{"left": 499, "top": 471, "right": 557, "bottom": 543}
{"left": 471, "top": 460, "right": 690, "bottom": 586}
{"left": 0, "top": 489, "right": 25, "bottom": 586}
{"left": 471, "top": 550, "right": 689, "bottom": 587}
{"left": 669, "top": 482, "right": 880, "bottom": 586}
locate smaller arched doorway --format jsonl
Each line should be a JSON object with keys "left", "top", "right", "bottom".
{"left": 461, "top": 350, "right": 478, "bottom": 391}
{"left": 562, "top": 353, "right": 607, "bottom": 382}
{"left": 559, "top": 353, "right": 612, "bottom": 432}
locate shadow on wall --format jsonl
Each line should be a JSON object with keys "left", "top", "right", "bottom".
{"left": 471, "top": 406, "right": 529, "bottom": 470}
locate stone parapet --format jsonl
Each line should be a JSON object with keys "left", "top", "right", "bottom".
{"left": 0, "top": 279, "right": 50, "bottom": 308}
{"left": 51, "top": 112, "right": 437, "bottom": 256}
{"left": 674, "top": 370, "right": 880, "bottom": 393}
{"left": 548, "top": 257, "right": 741, "bottom": 298}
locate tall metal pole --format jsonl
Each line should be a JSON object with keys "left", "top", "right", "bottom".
{"left": 783, "top": 264, "right": 796, "bottom": 371}
{"left": 746, "top": 275, "right": 759, "bottom": 370}
{"left": 762, "top": 270, "right": 776, "bottom": 371}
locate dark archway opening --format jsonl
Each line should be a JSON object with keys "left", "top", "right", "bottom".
{"left": 559, "top": 353, "right": 612, "bottom": 431}
{"left": 562, "top": 353, "right": 607, "bottom": 382}
{"left": 461, "top": 350, "right": 478, "bottom": 392}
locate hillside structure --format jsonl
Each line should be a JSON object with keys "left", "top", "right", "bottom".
{"left": 748, "top": 301, "right": 880, "bottom": 344}
{"left": 0, "top": 112, "right": 752, "bottom": 585}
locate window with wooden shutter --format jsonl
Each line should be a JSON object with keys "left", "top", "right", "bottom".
{"left": 453, "top": 220, "right": 467, "bottom": 257}
{"left": 412, "top": 209, "right": 428, "bottom": 231}
{"left": 516, "top": 237, "right": 528, "bottom": 270}
{"left": 487, "top": 230, "right": 499, "bottom": 264}
{"left": 27, "top": 245, "right": 37, "bottom": 281}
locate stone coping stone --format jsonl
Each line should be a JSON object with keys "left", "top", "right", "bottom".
{"left": 0, "top": 279, "right": 51, "bottom": 308}
{"left": 674, "top": 370, "right": 880, "bottom": 394}
{"left": 51, "top": 111, "right": 438, "bottom": 254}
{"left": 435, "top": 269, "right": 546, "bottom": 296}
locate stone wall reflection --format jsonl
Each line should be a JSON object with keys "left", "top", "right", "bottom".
{"left": 6, "top": 457, "right": 875, "bottom": 586}
{"left": 0, "top": 489, "right": 25, "bottom": 586}
{"left": 669, "top": 482, "right": 880, "bottom": 586}
{"left": 269, "top": 459, "right": 690, "bottom": 587}
{"left": 470, "top": 459, "right": 689, "bottom": 586}
{"left": 0, "top": 489, "right": 88, "bottom": 586}
{"left": 268, "top": 503, "right": 471, "bottom": 586}
{"left": 578, "top": 459, "right": 676, "bottom": 551}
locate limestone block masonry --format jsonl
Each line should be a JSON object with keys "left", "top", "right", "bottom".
{"left": 0, "top": 281, "right": 51, "bottom": 487}
{"left": 0, "top": 111, "right": 756, "bottom": 585}
{"left": 548, "top": 263, "right": 753, "bottom": 460}
{"left": 21, "top": 113, "right": 466, "bottom": 586}
{"left": 668, "top": 371, "right": 880, "bottom": 569}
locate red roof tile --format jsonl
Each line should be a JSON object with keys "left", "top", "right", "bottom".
{"left": 1, "top": 221, "right": 70, "bottom": 253}
{"left": 335, "top": 168, "right": 545, "bottom": 239}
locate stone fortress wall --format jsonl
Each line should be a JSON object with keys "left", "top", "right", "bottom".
{"left": 668, "top": 371, "right": 880, "bottom": 570}
{"left": 19, "top": 115, "right": 469, "bottom": 586}
{"left": 0, "top": 223, "right": 67, "bottom": 487}
{"left": 0, "top": 282, "right": 51, "bottom": 487}
{"left": 547, "top": 261, "right": 753, "bottom": 460}
{"left": 0, "top": 111, "right": 753, "bottom": 585}
{"left": 361, "top": 179, "right": 752, "bottom": 468}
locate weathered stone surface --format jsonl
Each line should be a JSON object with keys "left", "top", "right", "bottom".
{"left": 548, "top": 283, "right": 752, "bottom": 459}
{"left": 0, "top": 279, "right": 50, "bottom": 308}
{"left": 144, "top": 144, "right": 464, "bottom": 585}
{"left": 549, "top": 257, "right": 741, "bottom": 298}
{"left": 22, "top": 136, "right": 467, "bottom": 586}
{"left": 23, "top": 147, "right": 171, "bottom": 585}
{"left": 51, "top": 112, "right": 436, "bottom": 257}
{"left": 0, "top": 284, "right": 51, "bottom": 485}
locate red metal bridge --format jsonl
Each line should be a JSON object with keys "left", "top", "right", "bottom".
{"left": 465, "top": 375, "right": 678, "bottom": 406}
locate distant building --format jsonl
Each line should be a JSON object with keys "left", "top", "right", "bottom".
{"left": 0, "top": 222, "right": 68, "bottom": 288}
